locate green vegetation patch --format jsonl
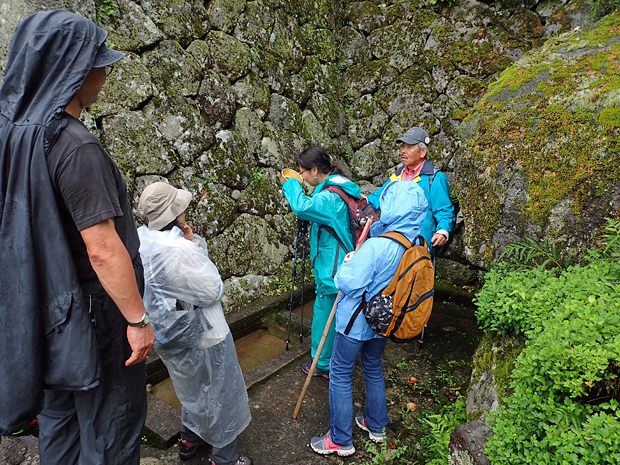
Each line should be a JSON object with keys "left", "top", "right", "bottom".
{"left": 475, "top": 220, "right": 620, "bottom": 464}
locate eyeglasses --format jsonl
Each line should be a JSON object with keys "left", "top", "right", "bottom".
{"left": 105, "top": 65, "right": 115, "bottom": 77}
{"left": 298, "top": 168, "right": 308, "bottom": 175}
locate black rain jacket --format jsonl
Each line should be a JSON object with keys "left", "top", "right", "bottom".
{"left": 0, "top": 10, "right": 109, "bottom": 435}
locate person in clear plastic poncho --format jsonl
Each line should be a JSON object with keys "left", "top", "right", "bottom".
{"left": 137, "top": 182, "right": 252, "bottom": 465}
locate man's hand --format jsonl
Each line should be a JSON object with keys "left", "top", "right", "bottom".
{"left": 125, "top": 324, "right": 155, "bottom": 366}
{"left": 431, "top": 233, "right": 447, "bottom": 247}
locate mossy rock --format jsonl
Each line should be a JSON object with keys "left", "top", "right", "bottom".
{"left": 102, "top": 110, "right": 177, "bottom": 176}
{"left": 208, "top": 213, "right": 289, "bottom": 278}
{"left": 259, "top": 122, "right": 306, "bottom": 169}
{"left": 376, "top": 67, "right": 436, "bottom": 118}
{"left": 196, "top": 130, "right": 254, "bottom": 190}
{"left": 299, "top": 24, "right": 340, "bottom": 64}
{"left": 307, "top": 92, "right": 347, "bottom": 138}
{"left": 205, "top": 30, "right": 251, "bottom": 82}
{"left": 367, "top": 22, "right": 426, "bottom": 73}
{"left": 196, "top": 69, "right": 236, "bottom": 130}
{"left": 265, "top": 11, "right": 305, "bottom": 73}
{"left": 267, "top": 94, "right": 303, "bottom": 133}
{"left": 233, "top": 106, "right": 266, "bottom": 156}
{"left": 455, "top": 11, "right": 620, "bottom": 267}
{"left": 183, "top": 177, "right": 238, "bottom": 238}
{"left": 232, "top": 72, "right": 272, "bottom": 113}
{"left": 95, "top": 0, "right": 162, "bottom": 51}
{"left": 347, "top": 94, "right": 390, "bottom": 149}
{"left": 298, "top": 55, "right": 343, "bottom": 98}
{"left": 98, "top": 52, "right": 154, "bottom": 116}
{"left": 139, "top": 0, "right": 207, "bottom": 48}
{"left": 346, "top": 60, "right": 397, "bottom": 100}
{"left": 338, "top": 26, "right": 372, "bottom": 67}
{"left": 345, "top": 1, "right": 387, "bottom": 34}
{"left": 276, "top": 0, "right": 335, "bottom": 29}
{"left": 282, "top": 73, "right": 311, "bottom": 108}
{"left": 466, "top": 332, "right": 525, "bottom": 417}
{"left": 232, "top": 0, "right": 274, "bottom": 46}
{"left": 299, "top": 110, "right": 333, "bottom": 153}
{"left": 142, "top": 94, "right": 214, "bottom": 166}
{"left": 142, "top": 40, "right": 202, "bottom": 97}
{"left": 349, "top": 139, "right": 394, "bottom": 179}
{"left": 237, "top": 168, "right": 284, "bottom": 217}
{"left": 206, "top": 0, "right": 246, "bottom": 34}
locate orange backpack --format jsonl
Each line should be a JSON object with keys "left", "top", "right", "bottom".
{"left": 344, "top": 232, "right": 435, "bottom": 341}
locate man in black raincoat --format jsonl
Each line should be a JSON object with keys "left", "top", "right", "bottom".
{"left": 0, "top": 10, "right": 155, "bottom": 464}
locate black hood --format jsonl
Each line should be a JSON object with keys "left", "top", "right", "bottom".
{"left": 0, "top": 9, "right": 107, "bottom": 125}
{"left": 0, "top": 10, "right": 103, "bottom": 435}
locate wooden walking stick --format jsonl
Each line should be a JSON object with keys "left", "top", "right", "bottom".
{"left": 292, "top": 219, "right": 373, "bottom": 419}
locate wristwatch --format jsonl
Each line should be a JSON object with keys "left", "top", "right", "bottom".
{"left": 127, "top": 312, "right": 150, "bottom": 328}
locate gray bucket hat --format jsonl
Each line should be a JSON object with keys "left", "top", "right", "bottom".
{"left": 395, "top": 127, "right": 431, "bottom": 146}
{"left": 138, "top": 182, "right": 192, "bottom": 230}
{"left": 92, "top": 42, "right": 125, "bottom": 68}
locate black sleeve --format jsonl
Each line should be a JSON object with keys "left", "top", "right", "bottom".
{"left": 55, "top": 142, "right": 123, "bottom": 231}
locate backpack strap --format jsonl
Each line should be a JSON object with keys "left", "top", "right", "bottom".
{"left": 344, "top": 292, "right": 366, "bottom": 336}
{"left": 378, "top": 231, "right": 412, "bottom": 249}
{"left": 322, "top": 185, "right": 354, "bottom": 254}
{"left": 320, "top": 224, "right": 352, "bottom": 255}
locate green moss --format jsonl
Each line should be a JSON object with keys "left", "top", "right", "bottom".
{"left": 469, "top": 333, "right": 525, "bottom": 406}
{"left": 598, "top": 107, "right": 620, "bottom": 127}
{"left": 459, "top": 12, "right": 620, "bottom": 262}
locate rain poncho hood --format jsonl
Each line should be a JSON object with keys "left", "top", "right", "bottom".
{"left": 282, "top": 174, "right": 361, "bottom": 295}
{"left": 138, "top": 226, "right": 251, "bottom": 446}
{"left": 334, "top": 181, "right": 428, "bottom": 339}
{"left": 367, "top": 159, "right": 454, "bottom": 249}
{"left": 0, "top": 11, "right": 109, "bottom": 435}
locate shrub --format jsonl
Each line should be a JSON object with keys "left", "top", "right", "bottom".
{"left": 476, "top": 218, "right": 620, "bottom": 464}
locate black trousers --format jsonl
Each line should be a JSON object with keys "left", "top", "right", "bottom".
{"left": 38, "top": 279, "right": 147, "bottom": 465}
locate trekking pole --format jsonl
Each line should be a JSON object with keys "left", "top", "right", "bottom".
{"left": 286, "top": 219, "right": 303, "bottom": 351}
{"left": 299, "top": 220, "right": 308, "bottom": 343}
{"left": 292, "top": 219, "right": 373, "bottom": 420}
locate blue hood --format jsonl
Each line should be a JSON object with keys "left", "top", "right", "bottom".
{"left": 369, "top": 181, "right": 428, "bottom": 241}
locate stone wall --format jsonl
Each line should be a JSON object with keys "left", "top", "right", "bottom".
{"left": 0, "top": 0, "right": 597, "bottom": 311}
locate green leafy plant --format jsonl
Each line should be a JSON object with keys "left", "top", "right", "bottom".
{"left": 417, "top": 398, "right": 467, "bottom": 465}
{"left": 588, "top": 0, "right": 620, "bottom": 22}
{"left": 476, "top": 220, "right": 620, "bottom": 464}
{"left": 251, "top": 167, "right": 263, "bottom": 183}
{"left": 360, "top": 436, "right": 407, "bottom": 464}
{"left": 499, "top": 236, "right": 577, "bottom": 271}
{"left": 99, "top": 0, "right": 119, "bottom": 18}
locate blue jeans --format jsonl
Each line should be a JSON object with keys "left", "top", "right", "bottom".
{"left": 329, "top": 332, "right": 388, "bottom": 446}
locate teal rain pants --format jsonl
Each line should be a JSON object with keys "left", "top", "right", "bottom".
{"left": 312, "top": 293, "right": 338, "bottom": 371}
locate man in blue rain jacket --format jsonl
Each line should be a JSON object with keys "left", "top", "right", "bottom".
{"left": 367, "top": 127, "right": 454, "bottom": 251}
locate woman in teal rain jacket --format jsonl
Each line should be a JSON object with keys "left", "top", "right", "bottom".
{"left": 282, "top": 146, "right": 361, "bottom": 378}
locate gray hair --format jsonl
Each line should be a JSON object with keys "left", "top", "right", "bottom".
{"left": 417, "top": 142, "right": 427, "bottom": 151}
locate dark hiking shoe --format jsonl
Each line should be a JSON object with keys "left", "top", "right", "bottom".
{"left": 179, "top": 438, "right": 206, "bottom": 460}
{"left": 208, "top": 456, "right": 254, "bottom": 465}
{"left": 300, "top": 360, "right": 329, "bottom": 379}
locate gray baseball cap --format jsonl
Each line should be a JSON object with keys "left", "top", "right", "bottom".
{"left": 92, "top": 42, "right": 125, "bottom": 68}
{"left": 395, "top": 127, "right": 431, "bottom": 146}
